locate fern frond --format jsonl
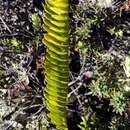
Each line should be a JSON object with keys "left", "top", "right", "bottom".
{"left": 43, "top": 0, "right": 69, "bottom": 129}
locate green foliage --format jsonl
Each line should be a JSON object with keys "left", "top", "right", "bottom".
{"left": 32, "top": 13, "right": 42, "bottom": 32}
{"left": 0, "top": 38, "right": 24, "bottom": 86}
{"left": 108, "top": 116, "right": 120, "bottom": 130}
{"left": 43, "top": 0, "right": 69, "bottom": 129}
{"left": 110, "top": 91, "right": 126, "bottom": 114}
{"left": 109, "top": 115, "right": 130, "bottom": 130}
{"left": 72, "top": 0, "right": 130, "bottom": 129}
{"left": 107, "top": 27, "right": 124, "bottom": 39}
{"left": 2, "top": 38, "right": 23, "bottom": 52}
{"left": 78, "top": 100, "right": 97, "bottom": 130}
{"left": 78, "top": 116, "right": 93, "bottom": 130}
{"left": 74, "top": 1, "right": 104, "bottom": 40}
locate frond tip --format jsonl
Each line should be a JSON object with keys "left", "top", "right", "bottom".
{"left": 43, "top": 0, "right": 69, "bottom": 129}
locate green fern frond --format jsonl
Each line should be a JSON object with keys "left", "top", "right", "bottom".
{"left": 43, "top": 0, "right": 69, "bottom": 129}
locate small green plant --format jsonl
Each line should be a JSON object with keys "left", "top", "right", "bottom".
{"left": 110, "top": 91, "right": 126, "bottom": 114}
{"left": 11, "top": 37, "right": 22, "bottom": 50}
{"left": 78, "top": 116, "right": 92, "bottom": 130}
{"left": 32, "top": 13, "right": 42, "bottom": 32}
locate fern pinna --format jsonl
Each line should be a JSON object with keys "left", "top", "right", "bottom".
{"left": 43, "top": 0, "right": 69, "bottom": 129}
